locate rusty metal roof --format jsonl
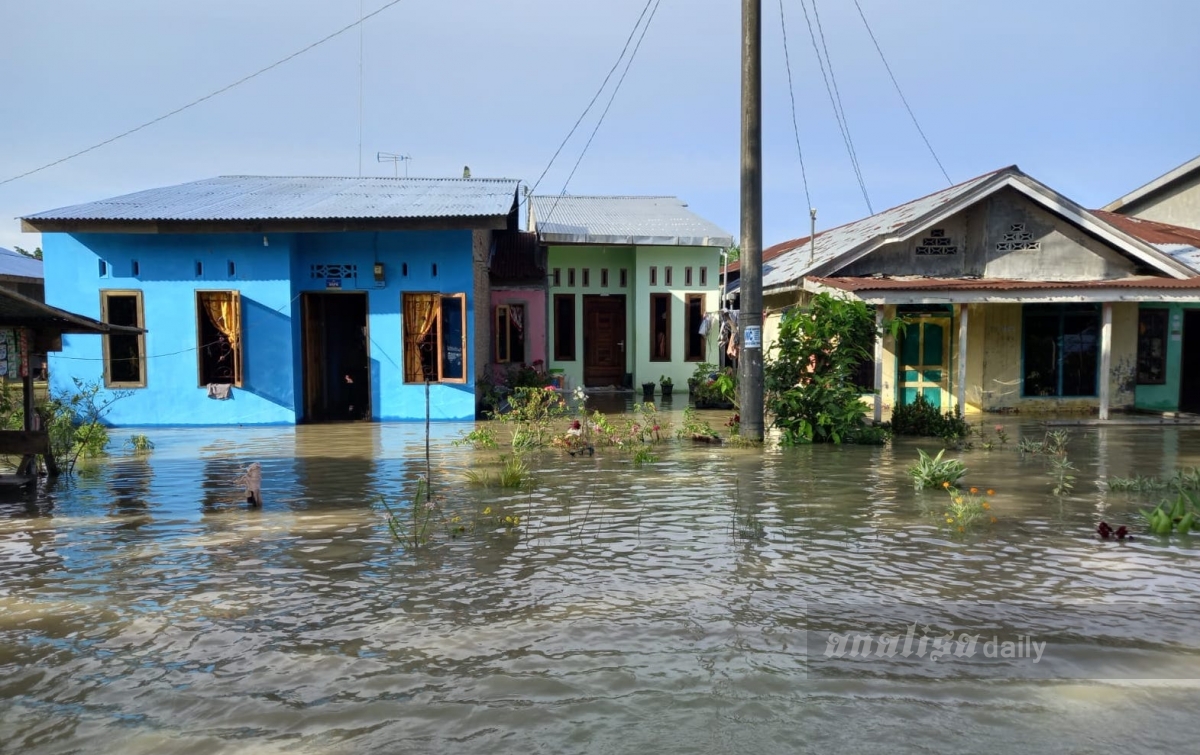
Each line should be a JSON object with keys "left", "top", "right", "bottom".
{"left": 532, "top": 195, "right": 733, "bottom": 247}
{"left": 489, "top": 230, "right": 545, "bottom": 283}
{"left": 23, "top": 176, "right": 521, "bottom": 223}
{"left": 1091, "top": 210, "right": 1200, "bottom": 272}
{"left": 812, "top": 275, "right": 1200, "bottom": 292}
{"left": 0, "top": 287, "right": 142, "bottom": 335}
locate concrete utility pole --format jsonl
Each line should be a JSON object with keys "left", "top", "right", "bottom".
{"left": 739, "top": 0, "right": 765, "bottom": 441}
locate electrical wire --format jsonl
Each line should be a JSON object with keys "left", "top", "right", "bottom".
{"left": 852, "top": 0, "right": 952, "bottom": 186}
{"left": 541, "top": 0, "right": 663, "bottom": 226}
{"left": 526, "top": 0, "right": 658, "bottom": 201}
{"left": 777, "top": 0, "right": 812, "bottom": 212}
{"left": 0, "top": 0, "right": 408, "bottom": 188}
{"left": 799, "top": 0, "right": 873, "bottom": 214}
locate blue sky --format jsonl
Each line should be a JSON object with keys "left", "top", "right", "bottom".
{"left": 1, "top": 0, "right": 1198, "bottom": 252}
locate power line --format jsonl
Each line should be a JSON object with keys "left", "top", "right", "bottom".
{"left": 0, "top": 0, "right": 407, "bottom": 188}
{"left": 542, "top": 0, "right": 663, "bottom": 226}
{"left": 526, "top": 0, "right": 658, "bottom": 200}
{"left": 777, "top": 0, "right": 812, "bottom": 212}
{"left": 852, "top": 0, "right": 952, "bottom": 186}
{"left": 799, "top": 0, "right": 872, "bottom": 214}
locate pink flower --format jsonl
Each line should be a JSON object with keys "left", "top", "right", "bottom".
{"left": 994, "top": 425, "right": 1003, "bottom": 432}
{"left": 653, "top": 425, "right": 660, "bottom": 432}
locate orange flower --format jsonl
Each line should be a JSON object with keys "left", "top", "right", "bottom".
{"left": 981, "top": 502, "right": 990, "bottom": 510}
{"left": 954, "top": 496, "right": 963, "bottom": 504}
{"left": 986, "top": 489, "right": 996, "bottom": 496}
{"left": 942, "top": 481, "right": 951, "bottom": 489}
{"left": 958, "top": 526, "right": 965, "bottom": 533}
{"left": 969, "top": 487, "right": 979, "bottom": 494}
{"left": 990, "top": 517, "right": 998, "bottom": 524}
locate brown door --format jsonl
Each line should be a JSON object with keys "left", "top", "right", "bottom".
{"left": 301, "top": 292, "right": 371, "bottom": 422}
{"left": 583, "top": 295, "right": 626, "bottom": 387}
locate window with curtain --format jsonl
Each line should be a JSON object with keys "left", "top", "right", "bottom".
{"left": 101, "top": 290, "right": 145, "bottom": 387}
{"left": 1022, "top": 304, "right": 1100, "bottom": 397}
{"left": 496, "top": 303, "right": 526, "bottom": 363}
{"left": 197, "top": 290, "right": 243, "bottom": 386}
{"left": 403, "top": 292, "right": 467, "bottom": 383}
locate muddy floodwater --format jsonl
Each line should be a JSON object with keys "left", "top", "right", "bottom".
{"left": 4, "top": 402, "right": 1200, "bottom": 754}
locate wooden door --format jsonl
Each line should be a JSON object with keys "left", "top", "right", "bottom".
{"left": 1181, "top": 311, "right": 1200, "bottom": 414}
{"left": 897, "top": 317, "right": 951, "bottom": 410}
{"left": 583, "top": 295, "right": 626, "bottom": 387}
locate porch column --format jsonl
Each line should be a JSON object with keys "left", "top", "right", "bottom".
{"left": 873, "top": 307, "right": 884, "bottom": 423}
{"left": 957, "top": 304, "right": 969, "bottom": 414}
{"left": 1099, "top": 301, "right": 1113, "bottom": 420}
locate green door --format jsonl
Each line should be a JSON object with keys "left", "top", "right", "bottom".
{"left": 898, "top": 318, "right": 951, "bottom": 410}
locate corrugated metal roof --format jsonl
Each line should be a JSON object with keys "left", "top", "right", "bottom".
{"left": 812, "top": 275, "right": 1200, "bottom": 292}
{"left": 758, "top": 168, "right": 1008, "bottom": 291}
{"left": 23, "top": 176, "right": 521, "bottom": 222}
{"left": 1102, "top": 154, "right": 1200, "bottom": 213}
{"left": 489, "top": 230, "right": 545, "bottom": 283}
{"left": 0, "top": 247, "right": 42, "bottom": 280}
{"left": 1090, "top": 210, "right": 1200, "bottom": 273}
{"left": 0, "top": 286, "right": 141, "bottom": 335}
{"left": 532, "top": 195, "right": 733, "bottom": 247}
{"left": 750, "top": 166, "right": 1196, "bottom": 294}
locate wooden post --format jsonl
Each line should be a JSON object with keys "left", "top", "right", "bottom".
{"left": 874, "top": 307, "right": 884, "bottom": 423}
{"left": 957, "top": 304, "right": 969, "bottom": 414}
{"left": 1099, "top": 301, "right": 1113, "bottom": 421}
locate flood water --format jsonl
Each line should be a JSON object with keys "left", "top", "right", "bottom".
{"left": 4, "top": 400, "right": 1200, "bottom": 754}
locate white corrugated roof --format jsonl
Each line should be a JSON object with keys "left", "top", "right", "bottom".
{"left": 23, "top": 176, "right": 520, "bottom": 223}
{"left": 532, "top": 195, "right": 733, "bottom": 247}
{"left": 0, "top": 247, "right": 42, "bottom": 280}
{"left": 747, "top": 166, "right": 1196, "bottom": 294}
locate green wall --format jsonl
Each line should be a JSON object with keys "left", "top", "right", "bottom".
{"left": 1134, "top": 303, "right": 1198, "bottom": 412}
{"left": 545, "top": 244, "right": 723, "bottom": 391}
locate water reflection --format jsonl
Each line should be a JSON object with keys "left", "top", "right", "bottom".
{"left": 2, "top": 417, "right": 1200, "bottom": 753}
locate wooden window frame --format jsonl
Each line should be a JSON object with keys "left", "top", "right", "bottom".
{"left": 100, "top": 289, "right": 146, "bottom": 388}
{"left": 195, "top": 290, "right": 244, "bottom": 387}
{"left": 554, "top": 293, "right": 577, "bottom": 361}
{"left": 402, "top": 292, "right": 468, "bottom": 384}
{"left": 495, "top": 302, "right": 527, "bottom": 364}
{"left": 650, "top": 292, "right": 672, "bottom": 362}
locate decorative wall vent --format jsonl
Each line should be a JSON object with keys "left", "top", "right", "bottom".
{"left": 915, "top": 228, "right": 958, "bottom": 256}
{"left": 995, "top": 223, "right": 1040, "bottom": 252}
{"left": 310, "top": 263, "right": 358, "bottom": 279}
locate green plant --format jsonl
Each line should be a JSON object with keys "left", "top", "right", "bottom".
{"left": 659, "top": 375, "right": 672, "bottom": 386}
{"left": 908, "top": 448, "right": 967, "bottom": 490}
{"left": 691, "top": 363, "right": 737, "bottom": 407}
{"left": 453, "top": 425, "right": 499, "bottom": 450}
{"left": 941, "top": 484, "right": 997, "bottom": 532}
{"left": 1109, "top": 467, "right": 1200, "bottom": 493}
{"left": 124, "top": 433, "right": 154, "bottom": 453}
{"left": 1049, "top": 456, "right": 1076, "bottom": 497}
{"left": 765, "top": 293, "right": 898, "bottom": 445}
{"left": 1141, "top": 490, "right": 1200, "bottom": 536}
{"left": 497, "top": 454, "right": 532, "bottom": 489}
{"left": 888, "top": 393, "right": 971, "bottom": 444}
{"left": 495, "top": 386, "right": 569, "bottom": 449}
{"left": 632, "top": 445, "right": 656, "bottom": 465}
{"left": 381, "top": 477, "right": 438, "bottom": 549}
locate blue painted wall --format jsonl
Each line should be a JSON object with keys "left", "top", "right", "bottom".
{"left": 43, "top": 229, "right": 478, "bottom": 426}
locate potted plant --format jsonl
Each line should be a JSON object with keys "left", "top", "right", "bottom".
{"left": 659, "top": 375, "right": 673, "bottom": 397}
{"left": 641, "top": 380, "right": 657, "bottom": 399}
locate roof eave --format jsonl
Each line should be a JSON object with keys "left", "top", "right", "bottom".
{"left": 22, "top": 215, "right": 512, "bottom": 234}
{"left": 1102, "top": 154, "right": 1200, "bottom": 213}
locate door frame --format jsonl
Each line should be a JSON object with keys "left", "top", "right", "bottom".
{"left": 300, "top": 291, "right": 372, "bottom": 423}
{"left": 1180, "top": 309, "right": 1200, "bottom": 414}
{"left": 896, "top": 315, "right": 952, "bottom": 411}
{"left": 582, "top": 294, "right": 627, "bottom": 387}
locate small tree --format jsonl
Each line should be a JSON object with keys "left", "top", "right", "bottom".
{"left": 13, "top": 246, "right": 43, "bottom": 260}
{"left": 765, "top": 293, "right": 898, "bottom": 445}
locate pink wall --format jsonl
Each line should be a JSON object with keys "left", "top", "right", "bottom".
{"left": 491, "top": 287, "right": 546, "bottom": 367}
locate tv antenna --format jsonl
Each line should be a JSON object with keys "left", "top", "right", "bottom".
{"left": 376, "top": 152, "right": 412, "bottom": 178}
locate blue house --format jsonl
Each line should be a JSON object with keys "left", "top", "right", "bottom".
{"left": 22, "top": 175, "right": 520, "bottom": 425}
